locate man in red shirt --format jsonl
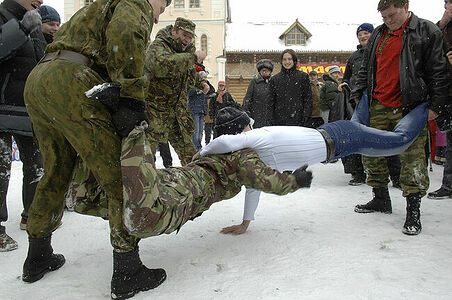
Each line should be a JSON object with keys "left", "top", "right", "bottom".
{"left": 351, "top": 0, "right": 449, "bottom": 235}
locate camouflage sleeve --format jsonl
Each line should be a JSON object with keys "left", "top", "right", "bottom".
{"left": 146, "top": 42, "right": 197, "bottom": 79}
{"left": 238, "top": 150, "right": 299, "bottom": 195}
{"left": 105, "top": 0, "right": 153, "bottom": 101}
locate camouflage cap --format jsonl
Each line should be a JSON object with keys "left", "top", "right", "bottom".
{"left": 174, "top": 17, "right": 196, "bottom": 36}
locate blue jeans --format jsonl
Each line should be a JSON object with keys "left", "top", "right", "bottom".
{"left": 192, "top": 113, "right": 205, "bottom": 150}
{"left": 319, "top": 100, "right": 429, "bottom": 160}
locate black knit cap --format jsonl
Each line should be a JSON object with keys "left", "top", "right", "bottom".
{"left": 214, "top": 107, "right": 251, "bottom": 137}
{"left": 166, "top": 0, "right": 172, "bottom": 6}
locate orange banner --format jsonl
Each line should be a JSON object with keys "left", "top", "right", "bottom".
{"left": 297, "top": 64, "right": 346, "bottom": 75}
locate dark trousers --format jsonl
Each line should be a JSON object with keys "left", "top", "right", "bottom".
{"left": 158, "top": 142, "right": 172, "bottom": 168}
{"left": 0, "top": 133, "right": 42, "bottom": 234}
{"left": 341, "top": 154, "right": 400, "bottom": 181}
{"left": 204, "top": 123, "right": 213, "bottom": 144}
{"left": 441, "top": 131, "right": 452, "bottom": 190}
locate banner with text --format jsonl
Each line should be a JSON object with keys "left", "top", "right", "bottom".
{"left": 297, "top": 64, "right": 346, "bottom": 75}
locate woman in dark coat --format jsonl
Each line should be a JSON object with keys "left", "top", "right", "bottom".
{"left": 269, "top": 49, "right": 312, "bottom": 126}
{"left": 242, "top": 59, "right": 274, "bottom": 128}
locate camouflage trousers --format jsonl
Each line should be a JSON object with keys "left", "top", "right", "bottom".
{"left": 146, "top": 103, "right": 197, "bottom": 166}
{"left": 362, "top": 101, "right": 429, "bottom": 197}
{"left": 23, "top": 60, "right": 139, "bottom": 252}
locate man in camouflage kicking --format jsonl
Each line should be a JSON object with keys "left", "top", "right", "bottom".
{"left": 22, "top": 0, "right": 172, "bottom": 299}
{"left": 145, "top": 17, "right": 208, "bottom": 166}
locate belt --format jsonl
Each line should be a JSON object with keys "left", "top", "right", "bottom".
{"left": 317, "top": 129, "right": 335, "bottom": 162}
{"left": 39, "top": 50, "right": 92, "bottom": 67}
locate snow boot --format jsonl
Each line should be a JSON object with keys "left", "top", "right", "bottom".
{"left": 427, "top": 187, "right": 452, "bottom": 199}
{"left": 402, "top": 193, "right": 422, "bottom": 235}
{"left": 22, "top": 236, "right": 66, "bottom": 283}
{"left": 111, "top": 248, "right": 166, "bottom": 300}
{"left": 354, "top": 187, "right": 392, "bottom": 213}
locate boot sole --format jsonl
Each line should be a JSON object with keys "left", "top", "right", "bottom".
{"left": 354, "top": 207, "right": 392, "bottom": 214}
{"left": 111, "top": 272, "right": 167, "bottom": 300}
{"left": 402, "top": 228, "right": 421, "bottom": 235}
{"left": 22, "top": 255, "right": 66, "bottom": 283}
{"left": 427, "top": 195, "right": 452, "bottom": 200}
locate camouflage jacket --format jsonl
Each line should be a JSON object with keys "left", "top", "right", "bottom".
{"left": 46, "top": 0, "right": 153, "bottom": 102}
{"left": 144, "top": 25, "right": 201, "bottom": 110}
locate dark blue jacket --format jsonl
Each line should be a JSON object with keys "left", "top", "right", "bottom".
{"left": 188, "top": 88, "right": 207, "bottom": 115}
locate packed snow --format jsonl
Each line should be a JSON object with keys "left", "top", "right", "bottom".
{"left": 1, "top": 145, "right": 452, "bottom": 300}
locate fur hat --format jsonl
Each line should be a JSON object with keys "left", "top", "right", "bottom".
{"left": 214, "top": 107, "right": 251, "bottom": 137}
{"left": 256, "top": 59, "right": 274, "bottom": 72}
{"left": 356, "top": 23, "right": 374, "bottom": 35}
{"left": 38, "top": 5, "right": 60, "bottom": 24}
{"left": 328, "top": 65, "right": 341, "bottom": 75}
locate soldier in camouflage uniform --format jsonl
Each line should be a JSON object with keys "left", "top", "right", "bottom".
{"left": 22, "top": 0, "right": 172, "bottom": 298}
{"left": 144, "top": 17, "right": 207, "bottom": 166}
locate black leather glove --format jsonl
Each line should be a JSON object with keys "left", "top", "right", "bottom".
{"left": 292, "top": 165, "right": 313, "bottom": 188}
{"left": 20, "top": 10, "right": 42, "bottom": 35}
{"left": 111, "top": 99, "right": 149, "bottom": 138}
{"left": 85, "top": 82, "right": 121, "bottom": 112}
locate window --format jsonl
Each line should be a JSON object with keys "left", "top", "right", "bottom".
{"left": 174, "top": 0, "right": 185, "bottom": 8}
{"left": 84, "top": 0, "right": 94, "bottom": 6}
{"left": 201, "top": 34, "right": 207, "bottom": 53}
{"left": 286, "top": 26, "right": 306, "bottom": 46}
{"left": 190, "top": 0, "right": 200, "bottom": 8}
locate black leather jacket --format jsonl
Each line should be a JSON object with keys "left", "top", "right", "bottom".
{"left": 351, "top": 13, "right": 449, "bottom": 115}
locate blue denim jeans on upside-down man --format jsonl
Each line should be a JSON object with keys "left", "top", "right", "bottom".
{"left": 192, "top": 113, "right": 205, "bottom": 150}
{"left": 319, "top": 96, "right": 429, "bottom": 160}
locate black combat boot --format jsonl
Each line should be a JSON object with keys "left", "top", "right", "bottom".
{"left": 22, "top": 236, "right": 66, "bottom": 283}
{"left": 354, "top": 187, "right": 392, "bottom": 213}
{"left": 402, "top": 193, "right": 422, "bottom": 235}
{"left": 111, "top": 248, "right": 166, "bottom": 300}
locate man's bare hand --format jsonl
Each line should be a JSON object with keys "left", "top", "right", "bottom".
{"left": 201, "top": 82, "right": 210, "bottom": 94}
{"left": 192, "top": 150, "right": 201, "bottom": 161}
{"left": 447, "top": 51, "right": 452, "bottom": 65}
{"left": 428, "top": 109, "right": 439, "bottom": 121}
{"left": 220, "top": 220, "right": 250, "bottom": 235}
{"left": 439, "top": 5, "right": 452, "bottom": 29}
{"left": 338, "top": 83, "right": 345, "bottom": 92}
{"left": 195, "top": 50, "right": 207, "bottom": 63}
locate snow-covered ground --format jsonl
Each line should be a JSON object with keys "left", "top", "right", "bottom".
{"left": 1, "top": 147, "right": 452, "bottom": 300}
